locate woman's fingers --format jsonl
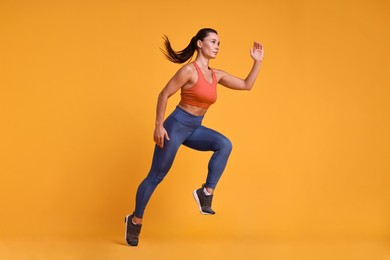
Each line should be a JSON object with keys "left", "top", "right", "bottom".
{"left": 154, "top": 134, "right": 161, "bottom": 148}
{"left": 251, "top": 41, "right": 264, "bottom": 61}
{"left": 154, "top": 130, "right": 170, "bottom": 148}
{"left": 253, "top": 41, "right": 263, "bottom": 50}
{"left": 159, "top": 137, "right": 164, "bottom": 148}
{"left": 159, "top": 131, "right": 170, "bottom": 148}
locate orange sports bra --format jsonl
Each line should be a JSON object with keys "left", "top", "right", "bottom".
{"left": 180, "top": 62, "right": 217, "bottom": 109}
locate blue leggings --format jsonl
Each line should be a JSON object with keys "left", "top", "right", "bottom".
{"left": 134, "top": 106, "right": 232, "bottom": 218}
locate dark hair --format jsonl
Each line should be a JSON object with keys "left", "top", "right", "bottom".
{"left": 161, "top": 28, "right": 218, "bottom": 64}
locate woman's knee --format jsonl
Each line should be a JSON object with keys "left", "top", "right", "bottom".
{"left": 212, "top": 136, "right": 233, "bottom": 153}
{"left": 222, "top": 137, "right": 233, "bottom": 153}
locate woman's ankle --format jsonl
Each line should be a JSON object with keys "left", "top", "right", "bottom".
{"left": 132, "top": 216, "right": 143, "bottom": 225}
{"left": 205, "top": 186, "right": 214, "bottom": 195}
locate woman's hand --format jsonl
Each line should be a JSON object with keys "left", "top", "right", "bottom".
{"left": 154, "top": 125, "right": 170, "bottom": 148}
{"left": 250, "top": 42, "right": 264, "bottom": 62}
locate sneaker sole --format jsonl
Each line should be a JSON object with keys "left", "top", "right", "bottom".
{"left": 124, "top": 214, "right": 138, "bottom": 246}
{"left": 192, "top": 190, "right": 214, "bottom": 215}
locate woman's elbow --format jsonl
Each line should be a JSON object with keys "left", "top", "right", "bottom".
{"left": 244, "top": 84, "right": 254, "bottom": 91}
{"left": 158, "top": 90, "right": 170, "bottom": 100}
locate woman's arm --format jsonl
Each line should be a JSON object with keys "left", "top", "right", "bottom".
{"left": 216, "top": 41, "right": 264, "bottom": 90}
{"left": 154, "top": 65, "right": 193, "bottom": 148}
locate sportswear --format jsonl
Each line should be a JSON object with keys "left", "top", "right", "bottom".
{"left": 180, "top": 62, "right": 217, "bottom": 109}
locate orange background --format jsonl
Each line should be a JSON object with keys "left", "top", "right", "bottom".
{"left": 1, "top": 0, "right": 389, "bottom": 256}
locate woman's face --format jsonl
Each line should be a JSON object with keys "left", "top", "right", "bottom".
{"left": 198, "top": 32, "right": 220, "bottom": 59}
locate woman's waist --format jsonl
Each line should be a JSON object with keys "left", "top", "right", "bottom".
{"left": 178, "top": 102, "right": 208, "bottom": 117}
{"left": 168, "top": 104, "right": 205, "bottom": 128}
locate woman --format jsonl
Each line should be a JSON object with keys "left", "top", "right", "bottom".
{"left": 125, "top": 28, "right": 264, "bottom": 246}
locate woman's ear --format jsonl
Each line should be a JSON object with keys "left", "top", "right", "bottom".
{"left": 197, "top": 39, "right": 202, "bottom": 49}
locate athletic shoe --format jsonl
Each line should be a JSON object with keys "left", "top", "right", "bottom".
{"left": 192, "top": 184, "right": 216, "bottom": 215}
{"left": 124, "top": 214, "right": 142, "bottom": 246}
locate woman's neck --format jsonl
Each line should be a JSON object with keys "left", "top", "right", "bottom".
{"left": 195, "top": 56, "right": 210, "bottom": 70}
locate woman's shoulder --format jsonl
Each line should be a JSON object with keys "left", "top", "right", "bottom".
{"left": 181, "top": 62, "right": 197, "bottom": 72}
{"left": 169, "top": 62, "right": 197, "bottom": 84}
{"left": 175, "top": 62, "right": 197, "bottom": 77}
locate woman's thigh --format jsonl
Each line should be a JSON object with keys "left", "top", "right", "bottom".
{"left": 183, "top": 126, "right": 232, "bottom": 152}
{"left": 149, "top": 117, "right": 194, "bottom": 173}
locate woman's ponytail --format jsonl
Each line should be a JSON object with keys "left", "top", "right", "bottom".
{"left": 161, "top": 35, "right": 196, "bottom": 64}
{"left": 161, "top": 28, "right": 218, "bottom": 64}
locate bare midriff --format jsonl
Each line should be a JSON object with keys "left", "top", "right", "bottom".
{"left": 178, "top": 102, "right": 208, "bottom": 116}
